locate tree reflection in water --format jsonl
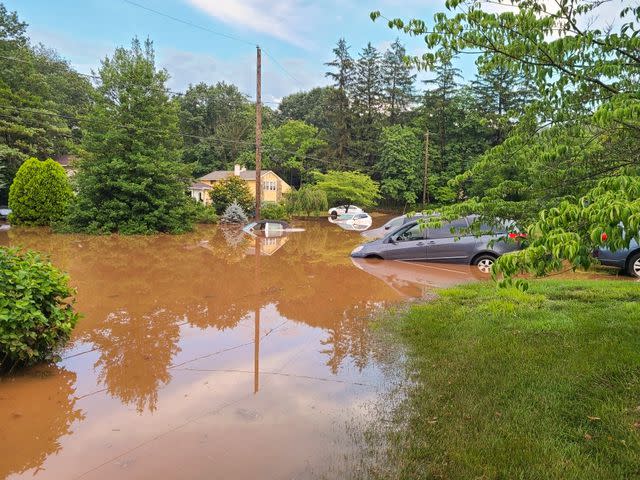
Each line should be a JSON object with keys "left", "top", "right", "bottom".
{"left": 91, "top": 309, "right": 181, "bottom": 413}
{"left": 1, "top": 221, "right": 400, "bottom": 415}
{"left": 0, "top": 367, "right": 84, "bottom": 478}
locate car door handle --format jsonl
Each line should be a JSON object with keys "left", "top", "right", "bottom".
{"left": 427, "top": 240, "right": 436, "bottom": 245}
{"left": 416, "top": 242, "right": 425, "bottom": 246}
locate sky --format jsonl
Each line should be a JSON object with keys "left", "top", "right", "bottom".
{"left": 5, "top": 0, "right": 478, "bottom": 104}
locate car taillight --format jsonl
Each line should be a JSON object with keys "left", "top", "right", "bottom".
{"left": 508, "top": 232, "right": 527, "bottom": 239}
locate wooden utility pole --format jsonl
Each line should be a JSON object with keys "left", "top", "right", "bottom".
{"left": 422, "top": 130, "right": 430, "bottom": 205}
{"left": 255, "top": 45, "right": 262, "bottom": 220}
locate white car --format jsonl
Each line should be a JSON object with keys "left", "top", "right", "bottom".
{"left": 332, "top": 212, "right": 373, "bottom": 231}
{"left": 328, "top": 205, "right": 363, "bottom": 218}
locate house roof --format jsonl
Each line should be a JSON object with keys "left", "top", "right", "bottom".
{"left": 55, "top": 154, "right": 78, "bottom": 167}
{"left": 189, "top": 182, "right": 213, "bottom": 191}
{"left": 199, "top": 170, "right": 275, "bottom": 182}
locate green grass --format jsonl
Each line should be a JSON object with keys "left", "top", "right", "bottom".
{"left": 371, "top": 280, "right": 640, "bottom": 480}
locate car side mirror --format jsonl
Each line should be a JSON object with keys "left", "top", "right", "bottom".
{"left": 388, "top": 238, "right": 397, "bottom": 245}
{"left": 384, "top": 225, "right": 390, "bottom": 230}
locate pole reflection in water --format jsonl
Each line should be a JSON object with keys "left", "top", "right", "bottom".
{"left": 254, "top": 235, "right": 261, "bottom": 394}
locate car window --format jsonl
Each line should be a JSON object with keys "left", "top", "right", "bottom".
{"left": 427, "top": 218, "right": 469, "bottom": 239}
{"left": 395, "top": 224, "right": 424, "bottom": 242}
{"left": 385, "top": 217, "right": 404, "bottom": 229}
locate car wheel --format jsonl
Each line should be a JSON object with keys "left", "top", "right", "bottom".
{"left": 627, "top": 252, "right": 640, "bottom": 278}
{"left": 473, "top": 254, "right": 496, "bottom": 274}
{"left": 330, "top": 211, "right": 338, "bottom": 219}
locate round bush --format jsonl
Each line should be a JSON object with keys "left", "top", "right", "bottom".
{"left": 0, "top": 247, "right": 80, "bottom": 371}
{"left": 8, "top": 157, "right": 73, "bottom": 226}
{"left": 209, "top": 176, "right": 255, "bottom": 215}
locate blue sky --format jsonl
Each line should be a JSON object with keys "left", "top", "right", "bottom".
{"left": 7, "top": 0, "right": 478, "bottom": 103}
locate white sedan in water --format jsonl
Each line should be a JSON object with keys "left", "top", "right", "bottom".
{"left": 328, "top": 205, "right": 364, "bottom": 218}
{"left": 330, "top": 212, "right": 373, "bottom": 231}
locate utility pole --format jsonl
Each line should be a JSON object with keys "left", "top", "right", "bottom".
{"left": 422, "top": 130, "right": 430, "bottom": 205}
{"left": 255, "top": 45, "right": 262, "bottom": 220}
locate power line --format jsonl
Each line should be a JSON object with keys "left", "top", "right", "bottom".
{"left": 0, "top": 53, "right": 281, "bottom": 104}
{"left": 262, "top": 49, "right": 304, "bottom": 88}
{"left": 122, "top": 0, "right": 306, "bottom": 91}
{"left": 122, "top": 0, "right": 256, "bottom": 47}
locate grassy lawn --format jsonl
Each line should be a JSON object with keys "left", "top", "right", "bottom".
{"left": 372, "top": 279, "right": 640, "bottom": 480}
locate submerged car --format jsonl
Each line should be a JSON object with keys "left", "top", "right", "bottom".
{"left": 333, "top": 212, "right": 372, "bottom": 225}
{"left": 331, "top": 212, "right": 373, "bottom": 231}
{"left": 328, "top": 205, "right": 363, "bottom": 218}
{"left": 0, "top": 206, "right": 11, "bottom": 221}
{"left": 362, "top": 213, "right": 424, "bottom": 239}
{"left": 243, "top": 220, "right": 290, "bottom": 237}
{"left": 350, "top": 215, "right": 522, "bottom": 272}
{"left": 594, "top": 238, "right": 640, "bottom": 278}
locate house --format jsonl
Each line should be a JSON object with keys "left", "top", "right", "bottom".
{"left": 189, "top": 182, "right": 213, "bottom": 205}
{"left": 55, "top": 155, "right": 78, "bottom": 177}
{"left": 190, "top": 164, "right": 292, "bottom": 205}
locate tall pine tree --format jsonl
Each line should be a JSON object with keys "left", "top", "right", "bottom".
{"left": 324, "top": 38, "right": 354, "bottom": 168}
{"left": 65, "top": 38, "right": 194, "bottom": 234}
{"left": 423, "top": 55, "right": 462, "bottom": 163}
{"left": 352, "top": 42, "right": 383, "bottom": 168}
{"left": 381, "top": 39, "right": 416, "bottom": 124}
{"left": 471, "top": 65, "right": 535, "bottom": 144}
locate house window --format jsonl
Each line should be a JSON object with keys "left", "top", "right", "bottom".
{"left": 262, "top": 180, "right": 277, "bottom": 191}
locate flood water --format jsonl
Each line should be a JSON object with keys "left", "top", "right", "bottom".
{"left": 0, "top": 218, "right": 481, "bottom": 480}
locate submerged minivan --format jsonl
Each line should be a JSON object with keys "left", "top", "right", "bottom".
{"left": 350, "top": 215, "right": 522, "bottom": 272}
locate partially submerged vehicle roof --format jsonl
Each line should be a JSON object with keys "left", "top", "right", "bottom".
{"left": 246, "top": 220, "right": 290, "bottom": 228}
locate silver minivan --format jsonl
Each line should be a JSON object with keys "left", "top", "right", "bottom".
{"left": 350, "top": 215, "right": 522, "bottom": 272}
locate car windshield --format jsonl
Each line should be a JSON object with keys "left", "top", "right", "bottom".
{"left": 337, "top": 214, "right": 355, "bottom": 220}
{"left": 384, "top": 217, "right": 405, "bottom": 229}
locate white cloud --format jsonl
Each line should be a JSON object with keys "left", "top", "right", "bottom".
{"left": 184, "top": 0, "right": 317, "bottom": 48}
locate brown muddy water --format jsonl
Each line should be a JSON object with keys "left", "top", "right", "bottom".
{"left": 0, "top": 218, "right": 482, "bottom": 480}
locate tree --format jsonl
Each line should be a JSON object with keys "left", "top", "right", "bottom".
{"left": 263, "top": 120, "right": 328, "bottom": 187}
{"left": 494, "top": 176, "right": 640, "bottom": 286}
{"left": 64, "top": 38, "right": 194, "bottom": 235}
{"left": 8, "top": 157, "right": 73, "bottom": 225}
{"left": 373, "top": 0, "right": 640, "bottom": 279}
{"left": 314, "top": 170, "right": 380, "bottom": 208}
{"left": 178, "top": 82, "right": 253, "bottom": 176}
{"left": 471, "top": 64, "right": 534, "bottom": 144}
{"left": 220, "top": 201, "right": 248, "bottom": 223}
{"left": 208, "top": 175, "right": 254, "bottom": 215}
{"left": 381, "top": 39, "right": 416, "bottom": 124}
{"left": 352, "top": 42, "right": 383, "bottom": 168}
{"left": 277, "top": 87, "right": 334, "bottom": 132}
{"left": 325, "top": 39, "right": 354, "bottom": 166}
{"left": 422, "top": 55, "right": 462, "bottom": 163}
{"left": 285, "top": 185, "right": 328, "bottom": 216}
{"left": 377, "top": 125, "right": 422, "bottom": 205}
{"left": 0, "top": 4, "right": 92, "bottom": 203}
